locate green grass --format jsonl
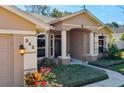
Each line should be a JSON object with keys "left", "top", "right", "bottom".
{"left": 53, "top": 65, "right": 108, "bottom": 87}
{"left": 89, "top": 59, "right": 124, "bottom": 75}
{"left": 107, "top": 64, "right": 124, "bottom": 75}
{"left": 89, "top": 59, "right": 124, "bottom": 68}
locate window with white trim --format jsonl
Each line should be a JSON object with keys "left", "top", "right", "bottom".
{"left": 98, "top": 36, "right": 106, "bottom": 53}
{"left": 37, "top": 34, "right": 46, "bottom": 57}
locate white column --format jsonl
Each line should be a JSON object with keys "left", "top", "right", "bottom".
{"left": 45, "top": 33, "right": 49, "bottom": 57}
{"left": 89, "top": 32, "right": 94, "bottom": 55}
{"left": 61, "top": 30, "right": 67, "bottom": 57}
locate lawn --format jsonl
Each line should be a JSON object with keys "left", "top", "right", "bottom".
{"left": 52, "top": 65, "right": 108, "bottom": 87}
{"left": 89, "top": 59, "right": 124, "bottom": 75}
{"left": 107, "top": 64, "right": 124, "bottom": 75}
{"left": 89, "top": 59, "right": 124, "bottom": 68}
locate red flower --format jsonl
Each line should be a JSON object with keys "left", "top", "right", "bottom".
{"left": 46, "top": 67, "right": 52, "bottom": 72}
{"left": 34, "top": 82, "right": 38, "bottom": 85}
{"left": 41, "top": 81, "right": 47, "bottom": 86}
{"left": 40, "top": 67, "right": 44, "bottom": 73}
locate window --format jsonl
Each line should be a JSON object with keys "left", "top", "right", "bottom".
{"left": 37, "top": 34, "right": 46, "bottom": 57}
{"left": 98, "top": 36, "right": 106, "bottom": 53}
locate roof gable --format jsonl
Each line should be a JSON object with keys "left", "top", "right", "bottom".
{"left": 49, "top": 9, "right": 113, "bottom": 33}
{"left": 1, "top": 5, "right": 50, "bottom": 30}
{"left": 49, "top": 9, "right": 103, "bottom": 25}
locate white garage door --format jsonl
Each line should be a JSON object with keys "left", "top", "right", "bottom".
{"left": 0, "top": 35, "right": 13, "bottom": 87}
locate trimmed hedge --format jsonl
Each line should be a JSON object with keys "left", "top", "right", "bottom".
{"left": 53, "top": 65, "right": 108, "bottom": 87}
{"left": 89, "top": 59, "right": 124, "bottom": 68}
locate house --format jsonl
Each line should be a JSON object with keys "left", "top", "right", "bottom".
{"left": 113, "top": 27, "right": 124, "bottom": 49}
{"left": 0, "top": 5, "right": 113, "bottom": 87}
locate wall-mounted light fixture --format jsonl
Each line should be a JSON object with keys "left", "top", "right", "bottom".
{"left": 19, "top": 44, "right": 25, "bottom": 55}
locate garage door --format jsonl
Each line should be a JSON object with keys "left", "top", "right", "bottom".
{"left": 0, "top": 35, "right": 13, "bottom": 87}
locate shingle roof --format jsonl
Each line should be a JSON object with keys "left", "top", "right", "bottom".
{"left": 30, "top": 13, "right": 56, "bottom": 23}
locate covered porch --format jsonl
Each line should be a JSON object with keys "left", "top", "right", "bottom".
{"left": 52, "top": 27, "right": 98, "bottom": 64}
{"left": 37, "top": 9, "right": 112, "bottom": 64}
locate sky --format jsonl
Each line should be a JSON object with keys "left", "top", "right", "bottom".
{"left": 17, "top": 5, "right": 124, "bottom": 24}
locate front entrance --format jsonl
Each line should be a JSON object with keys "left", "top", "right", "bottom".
{"left": 54, "top": 35, "right": 61, "bottom": 57}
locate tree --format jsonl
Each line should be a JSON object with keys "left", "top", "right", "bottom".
{"left": 106, "top": 22, "right": 120, "bottom": 28}
{"left": 25, "top": 5, "right": 51, "bottom": 16}
{"left": 120, "top": 33, "right": 124, "bottom": 41}
{"left": 50, "top": 8, "right": 72, "bottom": 18}
{"left": 25, "top": 5, "right": 72, "bottom": 18}
{"left": 50, "top": 8, "right": 63, "bottom": 18}
{"left": 63, "top": 11, "right": 72, "bottom": 16}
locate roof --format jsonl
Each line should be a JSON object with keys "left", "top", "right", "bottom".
{"left": 0, "top": 6, "right": 114, "bottom": 33}
{"left": 1, "top": 5, "right": 50, "bottom": 30}
{"left": 30, "top": 13, "right": 56, "bottom": 23}
{"left": 49, "top": 9, "right": 114, "bottom": 33}
{"left": 49, "top": 9, "right": 104, "bottom": 25}
{"left": 113, "top": 27, "right": 124, "bottom": 33}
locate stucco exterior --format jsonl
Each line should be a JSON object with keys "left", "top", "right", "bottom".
{"left": 0, "top": 5, "right": 113, "bottom": 87}
{"left": 68, "top": 29, "right": 90, "bottom": 60}
{"left": 52, "top": 13, "right": 101, "bottom": 31}
{"left": 0, "top": 6, "right": 36, "bottom": 31}
{"left": 50, "top": 11, "right": 112, "bottom": 62}
{"left": 0, "top": 6, "right": 38, "bottom": 87}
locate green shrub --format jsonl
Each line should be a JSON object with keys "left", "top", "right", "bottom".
{"left": 120, "top": 33, "right": 124, "bottom": 41}
{"left": 107, "top": 44, "right": 121, "bottom": 59}
{"left": 38, "top": 58, "right": 57, "bottom": 71}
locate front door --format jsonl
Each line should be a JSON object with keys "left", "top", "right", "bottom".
{"left": 55, "top": 39, "right": 61, "bottom": 57}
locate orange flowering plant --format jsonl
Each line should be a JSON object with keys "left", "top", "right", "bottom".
{"left": 24, "top": 67, "right": 62, "bottom": 87}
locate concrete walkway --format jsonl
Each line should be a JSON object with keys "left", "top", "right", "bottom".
{"left": 70, "top": 59, "right": 124, "bottom": 87}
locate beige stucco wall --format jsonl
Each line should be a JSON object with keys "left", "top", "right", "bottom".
{"left": 53, "top": 13, "right": 101, "bottom": 31}
{"left": 0, "top": 7, "right": 36, "bottom": 31}
{"left": 13, "top": 35, "right": 24, "bottom": 87}
{"left": 63, "top": 13, "right": 100, "bottom": 26}
{"left": 0, "top": 7, "right": 37, "bottom": 86}
{"left": 96, "top": 27, "right": 111, "bottom": 35}
{"left": 69, "top": 29, "right": 90, "bottom": 60}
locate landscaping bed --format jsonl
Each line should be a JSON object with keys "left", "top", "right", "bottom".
{"left": 52, "top": 65, "right": 108, "bottom": 87}
{"left": 89, "top": 59, "right": 124, "bottom": 68}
